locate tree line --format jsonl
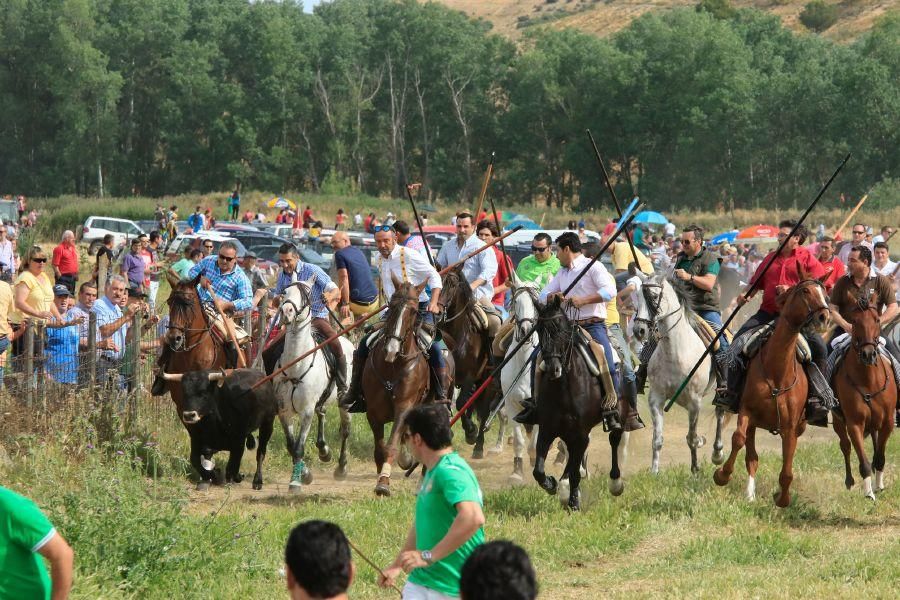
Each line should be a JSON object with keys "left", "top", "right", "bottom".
{"left": 0, "top": 0, "right": 897, "bottom": 211}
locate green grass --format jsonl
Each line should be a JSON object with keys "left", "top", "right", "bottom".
{"left": 3, "top": 401, "right": 900, "bottom": 599}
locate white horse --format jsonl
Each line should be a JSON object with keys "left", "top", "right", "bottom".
{"left": 500, "top": 278, "right": 541, "bottom": 484}
{"left": 633, "top": 271, "right": 726, "bottom": 474}
{"left": 274, "top": 278, "right": 355, "bottom": 492}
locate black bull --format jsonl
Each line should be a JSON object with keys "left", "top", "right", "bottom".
{"left": 164, "top": 368, "right": 277, "bottom": 490}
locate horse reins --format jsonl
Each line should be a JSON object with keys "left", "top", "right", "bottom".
{"left": 167, "top": 291, "right": 215, "bottom": 353}
{"left": 638, "top": 282, "right": 684, "bottom": 339}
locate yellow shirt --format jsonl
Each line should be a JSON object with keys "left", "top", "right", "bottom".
{"left": 612, "top": 242, "right": 654, "bottom": 274}
{"left": 12, "top": 271, "right": 53, "bottom": 324}
{"left": 0, "top": 281, "right": 12, "bottom": 337}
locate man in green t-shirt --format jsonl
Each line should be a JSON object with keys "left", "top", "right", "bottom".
{"left": 0, "top": 486, "right": 74, "bottom": 600}
{"left": 168, "top": 247, "right": 202, "bottom": 281}
{"left": 515, "top": 233, "right": 560, "bottom": 289}
{"left": 380, "top": 405, "right": 485, "bottom": 599}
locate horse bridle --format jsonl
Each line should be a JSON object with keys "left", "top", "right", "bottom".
{"left": 382, "top": 295, "right": 420, "bottom": 359}
{"left": 510, "top": 285, "right": 539, "bottom": 341}
{"left": 637, "top": 282, "right": 683, "bottom": 339}
{"left": 792, "top": 279, "right": 831, "bottom": 329}
{"left": 280, "top": 281, "right": 313, "bottom": 326}
{"left": 167, "top": 290, "right": 214, "bottom": 352}
{"left": 437, "top": 273, "right": 468, "bottom": 324}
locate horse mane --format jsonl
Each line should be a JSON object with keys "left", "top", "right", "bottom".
{"left": 660, "top": 273, "right": 705, "bottom": 331}
{"left": 536, "top": 300, "right": 575, "bottom": 351}
{"left": 444, "top": 267, "right": 473, "bottom": 305}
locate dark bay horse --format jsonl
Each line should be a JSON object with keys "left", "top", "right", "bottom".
{"left": 365, "top": 280, "right": 443, "bottom": 496}
{"left": 438, "top": 265, "right": 498, "bottom": 459}
{"left": 714, "top": 274, "right": 830, "bottom": 507}
{"left": 533, "top": 296, "right": 629, "bottom": 511}
{"left": 832, "top": 293, "right": 897, "bottom": 499}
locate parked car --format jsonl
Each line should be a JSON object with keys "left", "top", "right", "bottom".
{"left": 214, "top": 223, "right": 260, "bottom": 233}
{"left": 227, "top": 230, "right": 293, "bottom": 251}
{"left": 165, "top": 232, "right": 248, "bottom": 262}
{"left": 250, "top": 243, "right": 331, "bottom": 272}
{"left": 0, "top": 200, "right": 18, "bottom": 225}
{"left": 80, "top": 216, "right": 146, "bottom": 254}
{"left": 135, "top": 220, "right": 161, "bottom": 234}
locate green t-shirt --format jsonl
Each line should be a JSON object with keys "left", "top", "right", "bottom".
{"left": 409, "top": 452, "right": 484, "bottom": 597}
{"left": 516, "top": 254, "right": 561, "bottom": 290}
{"left": 171, "top": 258, "right": 195, "bottom": 279}
{"left": 0, "top": 486, "right": 55, "bottom": 600}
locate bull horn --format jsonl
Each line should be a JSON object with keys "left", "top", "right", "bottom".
{"left": 207, "top": 371, "right": 226, "bottom": 382}
{"left": 162, "top": 372, "right": 183, "bottom": 382}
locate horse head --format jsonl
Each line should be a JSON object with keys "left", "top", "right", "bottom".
{"left": 536, "top": 294, "right": 573, "bottom": 381}
{"left": 166, "top": 273, "right": 204, "bottom": 350}
{"left": 631, "top": 271, "right": 655, "bottom": 342}
{"left": 848, "top": 290, "right": 880, "bottom": 365}
{"left": 778, "top": 263, "right": 830, "bottom": 332}
{"left": 280, "top": 274, "right": 316, "bottom": 326}
{"left": 509, "top": 275, "right": 539, "bottom": 341}
{"left": 384, "top": 279, "right": 425, "bottom": 363}
{"left": 438, "top": 264, "right": 471, "bottom": 314}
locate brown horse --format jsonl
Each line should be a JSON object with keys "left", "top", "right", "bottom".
{"left": 366, "top": 280, "right": 441, "bottom": 496}
{"left": 714, "top": 276, "right": 830, "bottom": 507}
{"left": 832, "top": 292, "right": 897, "bottom": 499}
{"left": 438, "top": 266, "right": 498, "bottom": 458}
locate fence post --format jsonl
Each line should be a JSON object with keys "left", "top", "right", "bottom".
{"left": 256, "top": 296, "right": 269, "bottom": 364}
{"left": 130, "top": 311, "right": 143, "bottom": 420}
{"left": 87, "top": 312, "right": 97, "bottom": 389}
{"left": 23, "top": 322, "right": 33, "bottom": 407}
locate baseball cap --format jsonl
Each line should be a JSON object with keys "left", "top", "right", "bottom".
{"left": 53, "top": 284, "right": 71, "bottom": 297}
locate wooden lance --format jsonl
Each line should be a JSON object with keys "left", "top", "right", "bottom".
{"left": 473, "top": 152, "right": 495, "bottom": 224}
{"left": 832, "top": 193, "right": 869, "bottom": 240}
{"left": 405, "top": 182, "right": 435, "bottom": 266}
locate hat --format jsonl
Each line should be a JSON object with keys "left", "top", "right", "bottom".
{"left": 53, "top": 284, "right": 71, "bottom": 297}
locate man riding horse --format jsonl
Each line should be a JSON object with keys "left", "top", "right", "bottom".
{"left": 516, "top": 232, "right": 644, "bottom": 431}
{"left": 714, "top": 220, "right": 832, "bottom": 425}
{"left": 152, "top": 241, "right": 253, "bottom": 395}
{"left": 636, "top": 225, "right": 729, "bottom": 393}
{"left": 341, "top": 225, "right": 450, "bottom": 412}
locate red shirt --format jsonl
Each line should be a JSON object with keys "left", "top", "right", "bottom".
{"left": 52, "top": 243, "right": 79, "bottom": 275}
{"left": 302, "top": 209, "right": 313, "bottom": 227}
{"left": 750, "top": 246, "right": 825, "bottom": 314}
{"left": 818, "top": 255, "right": 845, "bottom": 294}
{"left": 491, "top": 247, "right": 513, "bottom": 307}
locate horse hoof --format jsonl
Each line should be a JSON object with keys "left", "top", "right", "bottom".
{"left": 252, "top": 479, "right": 262, "bottom": 491}
{"left": 318, "top": 447, "right": 333, "bottom": 463}
{"left": 542, "top": 476, "right": 558, "bottom": 496}
{"left": 608, "top": 478, "right": 625, "bottom": 497}
{"left": 774, "top": 492, "right": 790, "bottom": 508}
{"left": 397, "top": 451, "right": 413, "bottom": 471}
{"left": 557, "top": 478, "right": 570, "bottom": 506}
{"left": 865, "top": 492, "right": 876, "bottom": 501}
{"left": 845, "top": 478, "right": 855, "bottom": 490}
{"left": 508, "top": 473, "right": 524, "bottom": 486}
{"left": 288, "top": 482, "right": 302, "bottom": 495}
{"left": 374, "top": 477, "right": 391, "bottom": 497}
{"left": 711, "top": 449, "right": 725, "bottom": 465}
{"left": 471, "top": 448, "right": 484, "bottom": 460}
{"left": 301, "top": 468, "right": 313, "bottom": 485}
{"left": 488, "top": 445, "right": 503, "bottom": 456}
{"left": 713, "top": 469, "right": 730, "bottom": 486}
{"left": 567, "top": 491, "right": 582, "bottom": 512}
{"left": 465, "top": 432, "right": 477, "bottom": 446}
{"left": 333, "top": 465, "right": 348, "bottom": 481}
{"left": 230, "top": 473, "right": 244, "bottom": 484}
{"left": 196, "top": 481, "right": 211, "bottom": 492}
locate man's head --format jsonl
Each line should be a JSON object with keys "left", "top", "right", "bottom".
{"left": 61, "top": 230, "right": 75, "bottom": 245}
{"left": 190, "top": 249, "right": 203, "bottom": 263}
{"left": 531, "top": 233, "right": 552, "bottom": 264}
{"left": 52, "top": 284, "right": 71, "bottom": 311}
{"left": 138, "top": 233, "right": 149, "bottom": 248}
{"left": 554, "top": 232, "right": 582, "bottom": 268}
{"left": 0, "top": 226, "right": 6, "bottom": 239}
{"left": 278, "top": 243, "right": 301, "bottom": 274}
{"left": 106, "top": 275, "right": 127, "bottom": 303}
{"left": 195, "top": 205, "right": 202, "bottom": 214}
{"left": 103, "top": 234, "right": 114, "bottom": 247}
{"left": 851, "top": 223, "right": 867, "bottom": 245}
{"left": 330, "top": 231, "right": 350, "bottom": 251}
{"left": 285, "top": 520, "right": 354, "bottom": 600}
{"left": 455, "top": 212, "right": 474, "bottom": 241}
{"left": 200, "top": 238, "right": 214, "bottom": 256}
{"left": 149, "top": 231, "right": 161, "bottom": 246}
{"left": 130, "top": 238, "right": 142, "bottom": 254}
{"left": 405, "top": 403, "right": 453, "bottom": 459}
{"left": 848, "top": 246, "right": 873, "bottom": 278}
{"left": 460, "top": 540, "right": 537, "bottom": 600}
{"left": 881, "top": 226, "right": 894, "bottom": 238}
{"left": 78, "top": 282, "right": 98, "bottom": 310}
{"left": 392, "top": 220, "right": 411, "bottom": 242}
{"left": 680, "top": 225, "right": 704, "bottom": 258}
{"left": 217, "top": 241, "right": 239, "bottom": 274}
{"left": 243, "top": 253, "right": 257, "bottom": 269}
{"left": 818, "top": 236, "right": 835, "bottom": 261}
{"left": 873, "top": 242, "right": 889, "bottom": 267}
{"left": 777, "top": 219, "right": 806, "bottom": 253}
{"left": 476, "top": 220, "right": 499, "bottom": 244}
{"left": 374, "top": 225, "right": 396, "bottom": 259}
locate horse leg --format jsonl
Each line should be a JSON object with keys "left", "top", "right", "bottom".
{"left": 509, "top": 421, "right": 526, "bottom": 486}
{"left": 490, "top": 410, "right": 507, "bottom": 455}
{"left": 775, "top": 430, "right": 797, "bottom": 508}
{"left": 648, "top": 391, "right": 664, "bottom": 475}
{"left": 253, "top": 416, "right": 274, "bottom": 490}
{"left": 532, "top": 429, "right": 557, "bottom": 496}
{"left": 873, "top": 420, "right": 892, "bottom": 492}
{"left": 687, "top": 401, "right": 704, "bottom": 475}
{"left": 334, "top": 407, "right": 352, "bottom": 480}
{"left": 714, "top": 413, "right": 749, "bottom": 486}
{"left": 562, "top": 435, "right": 589, "bottom": 511}
{"left": 608, "top": 429, "right": 627, "bottom": 497}
{"left": 471, "top": 397, "right": 488, "bottom": 460}
{"left": 375, "top": 410, "right": 409, "bottom": 497}
{"left": 833, "top": 415, "right": 855, "bottom": 489}
{"left": 278, "top": 411, "right": 298, "bottom": 463}
{"left": 711, "top": 406, "right": 726, "bottom": 465}
{"left": 847, "top": 423, "right": 875, "bottom": 500}
{"left": 315, "top": 402, "right": 332, "bottom": 463}
{"left": 744, "top": 426, "right": 758, "bottom": 501}
{"left": 458, "top": 384, "right": 478, "bottom": 445}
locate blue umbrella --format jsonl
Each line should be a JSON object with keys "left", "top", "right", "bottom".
{"left": 505, "top": 219, "right": 540, "bottom": 230}
{"left": 634, "top": 210, "right": 668, "bottom": 225}
{"left": 710, "top": 231, "right": 738, "bottom": 245}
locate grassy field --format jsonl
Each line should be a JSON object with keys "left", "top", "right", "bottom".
{"left": 2, "top": 393, "right": 900, "bottom": 599}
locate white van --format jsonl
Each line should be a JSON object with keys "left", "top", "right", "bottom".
{"left": 80, "top": 216, "right": 146, "bottom": 254}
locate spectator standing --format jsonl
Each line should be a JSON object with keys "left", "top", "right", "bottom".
{"left": 0, "top": 485, "right": 74, "bottom": 600}
{"left": 363, "top": 212, "right": 375, "bottom": 234}
{"left": 284, "top": 520, "right": 354, "bottom": 600}
{"left": 229, "top": 190, "right": 240, "bottom": 221}
{"left": 817, "top": 237, "right": 845, "bottom": 295}
{"left": 837, "top": 223, "right": 872, "bottom": 265}
{"left": 144, "top": 232, "right": 163, "bottom": 308}
{"left": 204, "top": 208, "right": 215, "bottom": 229}
{"left": 393, "top": 221, "right": 427, "bottom": 253}
{"left": 241, "top": 253, "right": 270, "bottom": 305}
{"left": 242, "top": 209, "right": 254, "bottom": 223}
{"left": 872, "top": 226, "right": 894, "bottom": 245}
{"left": 45, "top": 285, "right": 81, "bottom": 385}
{"left": 873, "top": 242, "right": 897, "bottom": 277}
{"left": 384, "top": 212, "right": 396, "bottom": 227}
{"left": 187, "top": 206, "right": 204, "bottom": 233}
{"left": 302, "top": 205, "right": 314, "bottom": 229}
{"left": 354, "top": 211, "right": 363, "bottom": 228}
{"left": 380, "top": 404, "right": 485, "bottom": 599}
{"left": 94, "top": 234, "right": 115, "bottom": 291}
{"left": 169, "top": 248, "right": 202, "bottom": 280}
{"left": 199, "top": 239, "right": 214, "bottom": 258}
{"left": 68, "top": 282, "right": 98, "bottom": 386}
{"left": 120, "top": 239, "right": 145, "bottom": 293}
{"left": 165, "top": 205, "right": 178, "bottom": 241}
{"left": 335, "top": 208, "right": 347, "bottom": 230}
{"left": 16, "top": 195, "right": 26, "bottom": 221}
{"left": 609, "top": 237, "right": 654, "bottom": 274}
{"left": 51, "top": 231, "right": 79, "bottom": 295}
{"left": 0, "top": 270, "right": 14, "bottom": 389}
{"left": 0, "top": 225, "right": 15, "bottom": 273}
{"left": 460, "top": 541, "right": 537, "bottom": 600}
{"left": 92, "top": 276, "right": 134, "bottom": 390}
{"left": 331, "top": 231, "right": 380, "bottom": 320}
{"left": 12, "top": 247, "right": 64, "bottom": 364}
{"left": 476, "top": 221, "right": 513, "bottom": 319}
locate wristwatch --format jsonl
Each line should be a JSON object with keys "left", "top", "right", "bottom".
{"left": 420, "top": 550, "right": 433, "bottom": 565}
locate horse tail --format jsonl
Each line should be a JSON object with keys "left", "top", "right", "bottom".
{"left": 246, "top": 434, "right": 256, "bottom": 450}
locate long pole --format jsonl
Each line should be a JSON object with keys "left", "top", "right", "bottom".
{"left": 473, "top": 152, "right": 495, "bottom": 224}
{"left": 562, "top": 206, "right": 643, "bottom": 297}
{"left": 345, "top": 537, "right": 403, "bottom": 597}
{"left": 884, "top": 225, "right": 900, "bottom": 244}
{"left": 405, "top": 183, "right": 434, "bottom": 266}
{"left": 832, "top": 193, "right": 868, "bottom": 240}
{"left": 486, "top": 184, "right": 510, "bottom": 283}
{"left": 664, "top": 153, "right": 851, "bottom": 412}
{"left": 587, "top": 129, "right": 645, "bottom": 273}
{"left": 249, "top": 227, "right": 524, "bottom": 391}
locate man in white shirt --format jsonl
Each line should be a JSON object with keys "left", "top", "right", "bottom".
{"left": 341, "top": 225, "right": 450, "bottom": 412}
{"left": 436, "top": 212, "right": 497, "bottom": 305}
{"left": 872, "top": 226, "right": 893, "bottom": 245}
{"left": 838, "top": 223, "right": 873, "bottom": 265}
{"left": 872, "top": 241, "right": 900, "bottom": 301}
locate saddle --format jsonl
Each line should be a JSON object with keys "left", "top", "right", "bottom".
{"left": 738, "top": 322, "right": 812, "bottom": 364}
{"left": 536, "top": 326, "right": 618, "bottom": 412}
{"left": 491, "top": 321, "right": 516, "bottom": 358}
{"left": 470, "top": 302, "right": 502, "bottom": 339}
{"left": 202, "top": 305, "right": 251, "bottom": 347}
{"left": 692, "top": 318, "right": 732, "bottom": 353}
{"left": 825, "top": 333, "right": 900, "bottom": 394}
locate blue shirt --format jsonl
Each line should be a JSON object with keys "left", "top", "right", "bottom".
{"left": 275, "top": 263, "right": 337, "bottom": 319}
{"left": 187, "top": 212, "right": 203, "bottom": 232}
{"left": 188, "top": 256, "right": 253, "bottom": 312}
{"left": 436, "top": 235, "right": 497, "bottom": 301}
{"left": 92, "top": 296, "right": 128, "bottom": 361}
{"left": 334, "top": 246, "right": 378, "bottom": 304}
{"left": 45, "top": 310, "right": 79, "bottom": 384}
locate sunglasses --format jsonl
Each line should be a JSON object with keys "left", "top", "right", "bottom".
{"left": 373, "top": 225, "right": 393, "bottom": 233}
{"left": 32, "top": 257, "right": 47, "bottom": 263}
{"left": 531, "top": 246, "right": 549, "bottom": 253}
{"left": 204, "top": 244, "right": 214, "bottom": 248}
{"left": 217, "top": 254, "right": 236, "bottom": 262}
{"left": 852, "top": 230, "right": 866, "bottom": 235}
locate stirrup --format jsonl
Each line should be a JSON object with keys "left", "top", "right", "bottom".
{"left": 602, "top": 409, "right": 622, "bottom": 432}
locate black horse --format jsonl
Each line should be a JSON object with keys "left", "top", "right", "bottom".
{"left": 532, "top": 296, "right": 628, "bottom": 510}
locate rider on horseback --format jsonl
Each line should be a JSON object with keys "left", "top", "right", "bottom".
{"left": 713, "top": 220, "right": 832, "bottom": 425}
{"left": 151, "top": 241, "right": 252, "bottom": 395}
{"left": 635, "top": 225, "right": 729, "bottom": 393}
{"left": 341, "top": 225, "right": 449, "bottom": 413}
{"left": 516, "top": 232, "right": 644, "bottom": 431}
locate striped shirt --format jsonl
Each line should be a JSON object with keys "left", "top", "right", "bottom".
{"left": 274, "top": 262, "right": 338, "bottom": 319}
{"left": 188, "top": 256, "right": 253, "bottom": 312}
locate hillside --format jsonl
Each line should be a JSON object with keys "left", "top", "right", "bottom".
{"left": 439, "top": 0, "right": 895, "bottom": 42}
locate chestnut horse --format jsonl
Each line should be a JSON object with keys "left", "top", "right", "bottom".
{"left": 366, "top": 281, "right": 451, "bottom": 496}
{"left": 832, "top": 293, "right": 897, "bottom": 499}
{"left": 714, "top": 276, "right": 830, "bottom": 507}
{"left": 438, "top": 266, "right": 498, "bottom": 459}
